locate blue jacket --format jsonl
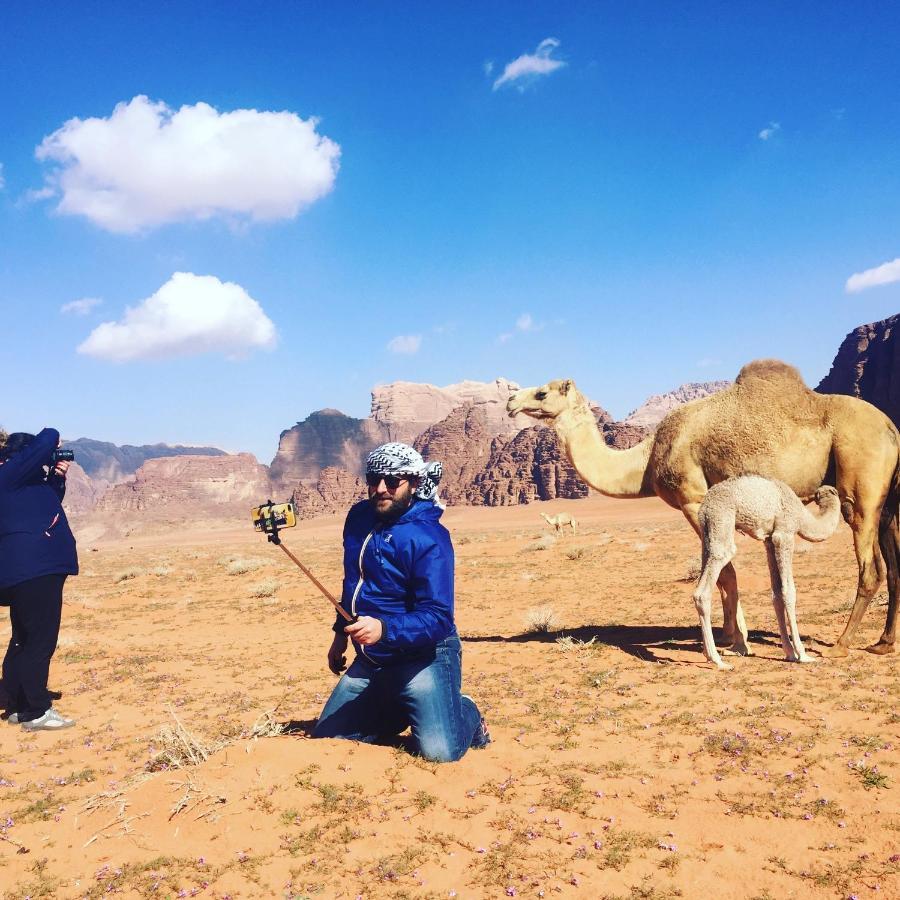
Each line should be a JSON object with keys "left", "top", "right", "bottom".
{"left": 335, "top": 497, "right": 456, "bottom": 666}
{"left": 0, "top": 428, "right": 79, "bottom": 590}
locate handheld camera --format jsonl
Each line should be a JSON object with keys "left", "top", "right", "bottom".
{"left": 50, "top": 448, "right": 75, "bottom": 464}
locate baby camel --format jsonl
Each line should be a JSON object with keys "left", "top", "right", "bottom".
{"left": 693, "top": 475, "right": 841, "bottom": 670}
{"left": 541, "top": 512, "right": 578, "bottom": 535}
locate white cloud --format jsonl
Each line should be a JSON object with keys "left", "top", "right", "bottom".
{"left": 846, "top": 257, "right": 900, "bottom": 293}
{"left": 483, "top": 60, "right": 494, "bottom": 76}
{"left": 61, "top": 297, "right": 102, "bottom": 316}
{"left": 35, "top": 95, "right": 340, "bottom": 233}
{"left": 497, "top": 311, "right": 543, "bottom": 343}
{"left": 77, "top": 272, "right": 277, "bottom": 362}
{"left": 493, "top": 38, "right": 566, "bottom": 91}
{"left": 387, "top": 334, "right": 422, "bottom": 355}
{"left": 758, "top": 121, "right": 781, "bottom": 140}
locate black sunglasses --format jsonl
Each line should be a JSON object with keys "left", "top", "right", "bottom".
{"left": 366, "top": 473, "right": 410, "bottom": 489}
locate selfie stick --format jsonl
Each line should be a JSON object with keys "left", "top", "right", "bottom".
{"left": 257, "top": 503, "right": 355, "bottom": 623}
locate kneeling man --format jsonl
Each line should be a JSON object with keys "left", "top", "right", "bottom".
{"left": 312, "top": 443, "right": 489, "bottom": 762}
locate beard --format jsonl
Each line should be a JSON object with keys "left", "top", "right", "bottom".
{"left": 371, "top": 492, "right": 414, "bottom": 523}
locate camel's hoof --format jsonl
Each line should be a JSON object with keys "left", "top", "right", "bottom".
{"left": 715, "top": 662, "right": 734, "bottom": 672}
{"left": 818, "top": 644, "right": 850, "bottom": 659}
{"left": 795, "top": 655, "right": 819, "bottom": 664}
{"left": 721, "top": 645, "right": 752, "bottom": 657}
{"left": 864, "top": 641, "right": 896, "bottom": 656}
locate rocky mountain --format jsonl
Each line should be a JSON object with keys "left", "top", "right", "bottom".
{"left": 96, "top": 453, "right": 271, "bottom": 515}
{"left": 413, "top": 405, "right": 498, "bottom": 505}
{"left": 466, "top": 426, "right": 590, "bottom": 506}
{"left": 817, "top": 314, "right": 900, "bottom": 427}
{"left": 269, "top": 410, "right": 390, "bottom": 489}
{"left": 63, "top": 438, "right": 226, "bottom": 483}
{"left": 289, "top": 467, "right": 367, "bottom": 520}
{"left": 60, "top": 463, "right": 109, "bottom": 518}
{"left": 624, "top": 380, "right": 731, "bottom": 427}
{"left": 371, "top": 377, "right": 532, "bottom": 442}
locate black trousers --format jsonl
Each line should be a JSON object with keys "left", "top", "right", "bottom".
{"left": 1, "top": 574, "right": 66, "bottom": 721}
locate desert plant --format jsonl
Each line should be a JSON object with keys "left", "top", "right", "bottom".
{"left": 227, "top": 558, "right": 262, "bottom": 576}
{"left": 523, "top": 535, "right": 556, "bottom": 552}
{"left": 114, "top": 568, "right": 142, "bottom": 584}
{"left": 248, "top": 578, "right": 279, "bottom": 598}
{"left": 524, "top": 605, "right": 560, "bottom": 633}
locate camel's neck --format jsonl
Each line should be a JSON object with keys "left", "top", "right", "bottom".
{"left": 798, "top": 501, "right": 841, "bottom": 542}
{"left": 552, "top": 401, "right": 653, "bottom": 498}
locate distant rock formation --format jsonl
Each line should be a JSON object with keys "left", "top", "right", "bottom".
{"left": 817, "top": 314, "right": 900, "bottom": 427}
{"left": 269, "top": 410, "right": 391, "bottom": 489}
{"left": 371, "top": 377, "right": 531, "bottom": 442}
{"left": 290, "top": 467, "right": 367, "bottom": 520}
{"left": 60, "top": 463, "right": 109, "bottom": 518}
{"left": 97, "top": 453, "right": 271, "bottom": 515}
{"left": 624, "top": 380, "right": 731, "bottom": 427}
{"left": 413, "top": 405, "right": 497, "bottom": 505}
{"left": 602, "top": 421, "right": 652, "bottom": 449}
{"left": 63, "top": 438, "right": 226, "bottom": 483}
{"left": 467, "top": 426, "right": 589, "bottom": 506}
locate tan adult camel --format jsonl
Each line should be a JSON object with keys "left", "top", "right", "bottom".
{"left": 506, "top": 360, "right": 900, "bottom": 658}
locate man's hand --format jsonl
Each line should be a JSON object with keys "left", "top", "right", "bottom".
{"left": 52, "top": 460, "right": 70, "bottom": 478}
{"left": 345, "top": 616, "right": 383, "bottom": 646}
{"left": 327, "top": 633, "right": 349, "bottom": 675}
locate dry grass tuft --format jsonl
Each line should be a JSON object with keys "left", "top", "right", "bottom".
{"left": 248, "top": 578, "right": 279, "bottom": 598}
{"left": 679, "top": 557, "right": 703, "bottom": 582}
{"left": 146, "top": 711, "right": 223, "bottom": 772}
{"left": 523, "top": 535, "right": 556, "bottom": 552}
{"left": 524, "top": 605, "right": 561, "bottom": 633}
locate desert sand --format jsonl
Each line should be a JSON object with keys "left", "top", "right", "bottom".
{"left": 0, "top": 495, "right": 897, "bottom": 899}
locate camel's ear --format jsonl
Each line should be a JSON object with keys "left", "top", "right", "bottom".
{"left": 560, "top": 379, "right": 574, "bottom": 395}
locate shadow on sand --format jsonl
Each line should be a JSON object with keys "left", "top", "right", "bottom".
{"left": 463, "top": 624, "right": 786, "bottom": 664}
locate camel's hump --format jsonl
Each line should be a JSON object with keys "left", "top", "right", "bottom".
{"left": 735, "top": 359, "right": 809, "bottom": 390}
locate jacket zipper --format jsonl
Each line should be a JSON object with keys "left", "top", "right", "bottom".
{"left": 351, "top": 529, "right": 376, "bottom": 663}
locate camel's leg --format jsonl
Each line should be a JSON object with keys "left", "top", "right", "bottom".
{"left": 871, "top": 507, "right": 899, "bottom": 655}
{"left": 764, "top": 539, "right": 795, "bottom": 660}
{"left": 681, "top": 502, "right": 748, "bottom": 654}
{"left": 772, "top": 533, "right": 815, "bottom": 663}
{"left": 821, "top": 511, "right": 882, "bottom": 658}
{"left": 693, "top": 553, "right": 733, "bottom": 671}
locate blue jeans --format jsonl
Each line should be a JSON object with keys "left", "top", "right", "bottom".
{"left": 312, "top": 635, "right": 487, "bottom": 762}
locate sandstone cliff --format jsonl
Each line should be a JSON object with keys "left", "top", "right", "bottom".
{"left": 269, "top": 410, "right": 391, "bottom": 489}
{"left": 96, "top": 453, "right": 271, "bottom": 515}
{"left": 817, "top": 314, "right": 900, "bottom": 427}
{"left": 624, "top": 380, "right": 731, "bottom": 427}
{"left": 290, "top": 467, "right": 367, "bottom": 520}
{"left": 467, "top": 426, "right": 589, "bottom": 506}
{"left": 63, "top": 438, "right": 226, "bottom": 483}
{"left": 413, "top": 405, "right": 497, "bottom": 505}
{"left": 371, "top": 377, "right": 532, "bottom": 442}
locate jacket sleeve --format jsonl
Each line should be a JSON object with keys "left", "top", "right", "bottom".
{"left": 0, "top": 428, "right": 58, "bottom": 491}
{"left": 380, "top": 536, "right": 454, "bottom": 650}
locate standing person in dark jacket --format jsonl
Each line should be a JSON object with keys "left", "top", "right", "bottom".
{"left": 0, "top": 429, "right": 78, "bottom": 730}
{"left": 312, "top": 443, "right": 490, "bottom": 762}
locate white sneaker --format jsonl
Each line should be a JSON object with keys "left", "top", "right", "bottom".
{"left": 21, "top": 709, "right": 75, "bottom": 731}
{"left": 6, "top": 713, "right": 19, "bottom": 725}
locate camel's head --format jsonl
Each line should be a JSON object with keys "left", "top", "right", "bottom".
{"left": 506, "top": 379, "right": 578, "bottom": 421}
{"left": 814, "top": 485, "right": 840, "bottom": 509}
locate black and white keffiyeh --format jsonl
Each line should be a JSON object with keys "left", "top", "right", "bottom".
{"left": 366, "top": 442, "right": 444, "bottom": 506}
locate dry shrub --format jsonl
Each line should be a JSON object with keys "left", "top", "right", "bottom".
{"left": 248, "top": 578, "right": 279, "bottom": 598}
{"left": 227, "top": 558, "right": 262, "bottom": 576}
{"left": 114, "top": 568, "right": 142, "bottom": 584}
{"left": 523, "top": 535, "right": 556, "bottom": 553}
{"left": 146, "top": 711, "right": 223, "bottom": 772}
{"left": 566, "top": 546, "right": 587, "bottom": 560}
{"left": 524, "top": 605, "right": 560, "bottom": 633}
{"left": 679, "top": 557, "right": 703, "bottom": 583}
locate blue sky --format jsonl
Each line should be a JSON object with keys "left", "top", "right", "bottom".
{"left": 2, "top": 1, "right": 899, "bottom": 462}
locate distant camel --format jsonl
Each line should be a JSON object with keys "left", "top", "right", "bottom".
{"left": 693, "top": 476, "right": 841, "bottom": 670}
{"left": 508, "top": 360, "right": 900, "bottom": 658}
{"left": 541, "top": 512, "right": 578, "bottom": 535}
